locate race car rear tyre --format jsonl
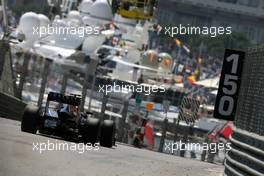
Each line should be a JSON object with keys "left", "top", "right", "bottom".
{"left": 82, "top": 117, "right": 100, "bottom": 144}
{"left": 100, "top": 120, "right": 115, "bottom": 148}
{"left": 21, "top": 105, "right": 40, "bottom": 134}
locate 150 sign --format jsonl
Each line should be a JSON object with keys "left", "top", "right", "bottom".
{"left": 214, "top": 49, "right": 245, "bottom": 121}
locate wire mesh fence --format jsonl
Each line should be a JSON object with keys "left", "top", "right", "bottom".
{"left": 225, "top": 46, "right": 264, "bottom": 176}
{"left": 234, "top": 47, "right": 264, "bottom": 136}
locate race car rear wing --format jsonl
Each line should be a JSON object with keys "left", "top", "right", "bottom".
{"left": 47, "top": 92, "right": 81, "bottom": 106}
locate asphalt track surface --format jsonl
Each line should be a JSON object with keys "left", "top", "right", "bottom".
{"left": 0, "top": 117, "right": 224, "bottom": 176}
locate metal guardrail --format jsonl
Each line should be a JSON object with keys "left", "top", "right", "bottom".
{"left": 0, "top": 92, "right": 26, "bottom": 121}
{"left": 225, "top": 128, "right": 264, "bottom": 176}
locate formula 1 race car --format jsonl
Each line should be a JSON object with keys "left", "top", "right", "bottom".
{"left": 21, "top": 92, "right": 115, "bottom": 148}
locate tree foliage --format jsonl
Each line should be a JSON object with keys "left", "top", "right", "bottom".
{"left": 186, "top": 32, "right": 253, "bottom": 58}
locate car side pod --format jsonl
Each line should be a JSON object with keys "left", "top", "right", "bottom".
{"left": 100, "top": 120, "right": 115, "bottom": 148}
{"left": 21, "top": 105, "right": 40, "bottom": 134}
{"left": 81, "top": 117, "right": 100, "bottom": 144}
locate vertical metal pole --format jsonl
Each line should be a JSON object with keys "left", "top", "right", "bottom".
{"left": 180, "top": 122, "right": 194, "bottom": 157}
{"left": 109, "top": 105, "right": 113, "bottom": 120}
{"left": 38, "top": 58, "right": 52, "bottom": 108}
{"left": 132, "top": 67, "right": 139, "bottom": 82}
{"left": 0, "top": 40, "right": 15, "bottom": 95}
{"left": 88, "top": 71, "right": 96, "bottom": 111}
{"left": 158, "top": 114, "right": 168, "bottom": 152}
{"left": 201, "top": 137, "right": 209, "bottom": 162}
{"left": 58, "top": 73, "right": 68, "bottom": 108}
{"left": 158, "top": 86, "right": 169, "bottom": 153}
{"left": 173, "top": 118, "right": 179, "bottom": 143}
{"left": 60, "top": 74, "right": 68, "bottom": 94}
{"left": 80, "top": 64, "right": 89, "bottom": 112}
{"left": 100, "top": 93, "right": 109, "bottom": 121}
{"left": 81, "top": 58, "right": 98, "bottom": 112}
{"left": 0, "top": 41, "right": 5, "bottom": 79}
{"left": 173, "top": 119, "right": 180, "bottom": 155}
{"left": 1, "top": 0, "right": 8, "bottom": 32}
{"left": 17, "top": 52, "right": 31, "bottom": 99}
{"left": 118, "top": 99, "right": 129, "bottom": 142}
{"left": 180, "top": 127, "right": 188, "bottom": 157}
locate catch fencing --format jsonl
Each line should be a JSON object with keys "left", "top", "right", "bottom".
{"left": 224, "top": 46, "right": 264, "bottom": 176}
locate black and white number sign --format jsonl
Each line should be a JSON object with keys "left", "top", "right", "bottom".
{"left": 214, "top": 49, "right": 245, "bottom": 121}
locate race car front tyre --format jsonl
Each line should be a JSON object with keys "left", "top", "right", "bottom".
{"left": 100, "top": 120, "right": 115, "bottom": 148}
{"left": 82, "top": 117, "right": 100, "bottom": 144}
{"left": 21, "top": 105, "right": 40, "bottom": 134}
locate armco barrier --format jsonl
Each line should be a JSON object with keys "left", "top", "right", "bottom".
{"left": 224, "top": 47, "right": 264, "bottom": 176}
{"left": 0, "top": 92, "right": 26, "bottom": 121}
{"left": 225, "top": 128, "right": 264, "bottom": 176}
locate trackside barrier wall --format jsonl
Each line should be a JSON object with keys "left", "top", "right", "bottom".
{"left": 224, "top": 47, "right": 264, "bottom": 176}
